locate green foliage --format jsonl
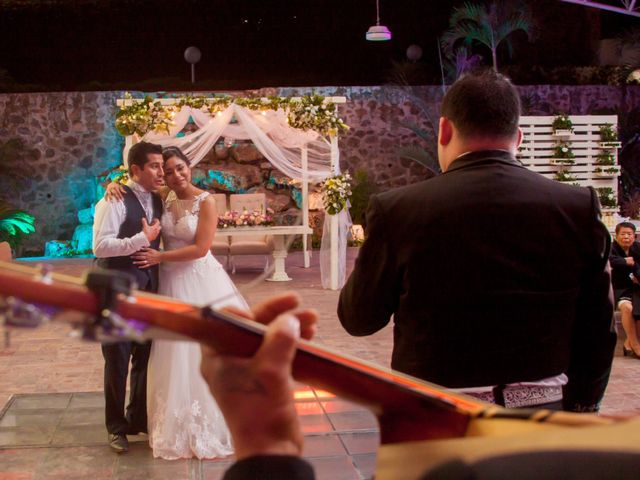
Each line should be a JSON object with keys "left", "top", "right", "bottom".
{"left": 552, "top": 115, "right": 573, "bottom": 132}
{"left": 599, "top": 123, "right": 618, "bottom": 142}
{"left": 322, "top": 172, "right": 352, "bottom": 215}
{"left": 349, "top": 170, "right": 379, "bottom": 225}
{"left": 116, "top": 93, "right": 348, "bottom": 138}
{"left": 115, "top": 93, "right": 174, "bottom": 136}
{"left": 597, "top": 187, "right": 618, "bottom": 209}
{"left": 554, "top": 170, "right": 577, "bottom": 182}
{"left": 552, "top": 142, "right": 575, "bottom": 161}
{"left": 0, "top": 200, "right": 36, "bottom": 250}
{"left": 595, "top": 152, "right": 615, "bottom": 165}
{"left": 441, "top": 0, "right": 533, "bottom": 71}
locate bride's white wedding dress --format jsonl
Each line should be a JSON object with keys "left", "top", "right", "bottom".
{"left": 147, "top": 191, "right": 246, "bottom": 460}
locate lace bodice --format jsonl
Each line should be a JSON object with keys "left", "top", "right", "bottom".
{"left": 161, "top": 191, "right": 209, "bottom": 251}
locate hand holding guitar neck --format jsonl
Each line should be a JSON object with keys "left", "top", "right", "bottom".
{"left": 201, "top": 297, "right": 309, "bottom": 460}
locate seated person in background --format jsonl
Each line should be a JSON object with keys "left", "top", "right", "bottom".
{"left": 201, "top": 293, "right": 640, "bottom": 480}
{"left": 609, "top": 221, "right": 640, "bottom": 358}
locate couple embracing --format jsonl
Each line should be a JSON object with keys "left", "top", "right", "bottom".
{"left": 92, "top": 141, "right": 245, "bottom": 459}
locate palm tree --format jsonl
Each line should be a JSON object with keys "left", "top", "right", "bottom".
{"left": 441, "top": 1, "right": 533, "bottom": 71}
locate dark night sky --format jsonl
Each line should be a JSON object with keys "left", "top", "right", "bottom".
{"left": 0, "top": 0, "right": 636, "bottom": 91}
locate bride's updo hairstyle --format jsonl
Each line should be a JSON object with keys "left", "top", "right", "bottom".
{"left": 162, "top": 146, "right": 191, "bottom": 167}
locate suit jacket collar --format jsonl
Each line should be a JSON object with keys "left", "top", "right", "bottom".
{"left": 445, "top": 150, "right": 520, "bottom": 174}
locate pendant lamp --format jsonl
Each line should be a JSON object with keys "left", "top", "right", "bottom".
{"left": 366, "top": 0, "right": 391, "bottom": 41}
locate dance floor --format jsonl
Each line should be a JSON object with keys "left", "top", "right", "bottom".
{"left": 1, "top": 248, "right": 639, "bottom": 479}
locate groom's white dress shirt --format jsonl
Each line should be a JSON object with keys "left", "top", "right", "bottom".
{"left": 93, "top": 180, "right": 155, "bottom": 258}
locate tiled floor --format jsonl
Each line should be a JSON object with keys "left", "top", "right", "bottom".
{"left": 0, "top": 390, "right": 378, "bottom": 480}
{"left": 1, "top": 248, "right": 640, "bottom": 479}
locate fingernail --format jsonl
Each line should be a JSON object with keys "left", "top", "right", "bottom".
{"left": 280, "top": 315, "right": 300, "bottom": 339}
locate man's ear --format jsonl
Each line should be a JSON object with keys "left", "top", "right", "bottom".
{"left": 516, "top": 127, "right": 523, "bottom": 148}
{"left": 129, "top": 164, "right": 140, "bottom": 178}
{"left": 439, "top": 117, "right": 453, "bottom": 146}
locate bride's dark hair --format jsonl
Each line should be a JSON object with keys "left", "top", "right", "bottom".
{"left": 162, "top": 146, "right": 191, "bottom": 166}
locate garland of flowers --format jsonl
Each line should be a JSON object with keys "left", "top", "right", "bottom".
{"left": 115, "top": 93, "right": 176, "bottom": 136}
{"left": 322, "top": 172, "right": 352, "bottom": 215}
{"left": 116, "top": 93, "right": 349, "bottom": 137}
{"left": 218, "top": 208, "right": 275, "bottom": 228}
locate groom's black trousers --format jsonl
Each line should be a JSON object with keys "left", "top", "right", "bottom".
{"left": 102, "top": 340, "right": 151, "bottom": 435}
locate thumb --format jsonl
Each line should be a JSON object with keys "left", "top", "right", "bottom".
{"left": 254, "top": 315, "right": 300, "bottom": 385}
{"left": 141, "top": 218, "right": 149, "bottom": 227}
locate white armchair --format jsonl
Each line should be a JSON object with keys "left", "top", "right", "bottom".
{"left": 229, "top": 193, "right": 274, "bottom": 274}
{"left": 211, "top": 193, "right": 230, "bottom": 268}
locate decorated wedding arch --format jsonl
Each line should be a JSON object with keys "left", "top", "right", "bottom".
{"left": 115, "top": 94, "right": 350, "bottom": 290}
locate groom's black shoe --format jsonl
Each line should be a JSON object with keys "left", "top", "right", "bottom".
{"left": 109, "top": 433, "right": 129, "bottom": 453}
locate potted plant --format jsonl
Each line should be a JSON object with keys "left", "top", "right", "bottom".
{"left": 599, "top": 123, "right": 622, "bottom": 149}
{"left": 596, "top": 187, "right": 617, "bottom": 210}
{"left": 552, "top": 114, "right": 573, "bottom": 137}
{"left": 595, "top": 151, "right": 615, "bottom": 166}
{"left": 554, "top": 170, "right": 577, "bottom": 182}
{"left": 550, "top": 142, "right": 575, "bottom": 165}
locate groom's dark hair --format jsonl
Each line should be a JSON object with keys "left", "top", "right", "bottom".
{"left": 128, "top": 141, "right": 163, "bottom": 172}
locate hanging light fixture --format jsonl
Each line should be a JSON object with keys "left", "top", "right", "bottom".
{"left": 366, "top": 0, "right": 391, "bottom": 42}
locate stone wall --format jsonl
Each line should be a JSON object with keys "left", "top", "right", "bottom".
{"left": 0, "top": 92, "right": 123, "bottom": 255}
{"left": 2, "top": 85, "right": 640, "bottom": 255}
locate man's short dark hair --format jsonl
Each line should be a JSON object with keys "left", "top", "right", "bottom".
{"left": 616, "top": 222, "right": 637, "bottom": 234}
{"left": 127, "top": 141, "right": 163, "bottom": 172}
{"left": 441, "top": 69, "right": 521, "bottom": 139}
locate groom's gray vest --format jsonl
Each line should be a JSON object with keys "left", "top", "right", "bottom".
{"left": 96, "top": 185, "right": 163, "bottom": 293}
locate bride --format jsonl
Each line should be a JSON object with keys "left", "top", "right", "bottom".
{"left": 126, "top": 146, "right": 245, "bottom": 459}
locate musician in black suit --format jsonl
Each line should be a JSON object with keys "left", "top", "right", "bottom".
{"left": 337, "top": 69, "right": 616, "bottom": 412}
{"left": 92, "top": 141, "right": 164, "bottom": 453}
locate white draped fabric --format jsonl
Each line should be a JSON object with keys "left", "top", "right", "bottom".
{"left": 134, "top": 103, "right": 349, "bottom": 289}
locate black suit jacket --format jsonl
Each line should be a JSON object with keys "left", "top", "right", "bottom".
{"left": 338, "top": 150, "right": 616, "bottom": 410}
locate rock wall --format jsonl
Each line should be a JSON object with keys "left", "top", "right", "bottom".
{"left": 0, "top": 92, "right": 123, "bottom": 255}
{"left": 1, "top": 85, "right": 640, "bottom": 255}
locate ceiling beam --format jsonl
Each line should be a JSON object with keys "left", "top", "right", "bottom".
{"left": 560, "top": 0, "right": 640, "bottom": 17}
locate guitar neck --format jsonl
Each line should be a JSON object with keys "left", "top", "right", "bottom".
{"left": 0, "top": 262, "right": 613, "bottom": 444}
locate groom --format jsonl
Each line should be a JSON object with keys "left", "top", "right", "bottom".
{"left": 92, "top": 141, "right": 164, "bottom": 453}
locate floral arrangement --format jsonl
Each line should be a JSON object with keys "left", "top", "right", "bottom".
{"left": 322, "top": 172, "right": 352, "bottom": 215}
{"left": 115, "top": 93, "right": 176, "bottom": 136}
{"left": 596, "top": 187, "right": 617, "bottom": 208}
{"left": 552, "top": 143, "right": 575, "bottom": 163}
{"left": 599, "top": 123, "right": 619, "bottom": 143}
{"left": 116, "top": 94, "right": 348, "bottom": 137}
{"left": 217, "top": 208, "right": 275, "bottom": 228}
{"left": 552, "top": 114, "right": 573, "bottom": 133}
{"left": 554, "top": 170, "right": 577, "bottom": 182}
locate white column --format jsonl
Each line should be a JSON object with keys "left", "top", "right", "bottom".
{"left": 330, "top": 134, "right": 339, "bottom": 290}
{"left": 301, "top": 146, "right": 310, "bottom": 268}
